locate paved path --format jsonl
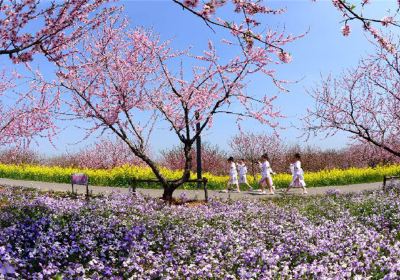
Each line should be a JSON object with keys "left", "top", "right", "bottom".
{"left": 0, "top": 177, "right": 383, "bottom": 200}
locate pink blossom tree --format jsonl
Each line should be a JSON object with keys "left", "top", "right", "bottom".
{"left": 72, "top": 138, "right": 145, "bottom": 169}
{"left": 46, "top": 138, "right": 145, "bottom": 169}
{"left": 0, "top": 147, "right": 40, "bottom": 165}
{"left": 160, "top": 142, "right": 228, "bottom": 175}
{"left": 343, "top": 141, "right": 400, "bottom": 168}
{"left": 305, "top": 44, "right": 400, "bottom": 159}
{"left": 315, "top": 0, "right": 400, "bottom": 163}
{"left": 51, "top": 2, "right": 301, "bottom": 200}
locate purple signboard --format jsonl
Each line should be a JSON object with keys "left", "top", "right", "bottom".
{"left": 71, "top": 173, "right": 88, "bottom": 185}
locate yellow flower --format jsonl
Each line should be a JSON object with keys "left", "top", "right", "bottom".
{"left": 0, "top": 163, "right": 399, "bottom": 190}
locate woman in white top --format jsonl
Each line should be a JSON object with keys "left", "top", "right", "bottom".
{"left": 223, "top": 157, "right": 240, "bottom": 193}
{"left": 285, "top": 153, "right": 307, "bottom": 194}
{"left": 237, "top": 159, "right": 252, "bottom": 191}
{"left": 258, "top": 153, "right": 275, "bottom": 195}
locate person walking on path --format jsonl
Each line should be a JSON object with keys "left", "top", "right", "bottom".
{"left": 222, "top": 157, "right": 240, "bottom": 193}
{"left": 237, "top": 159, "right": 252, "bottom": 191}
{"left": 257, "top": 153, "right": 275, "bottom": 195}
{"left": 285, "top": 153, "right": 307, "bottom": 194}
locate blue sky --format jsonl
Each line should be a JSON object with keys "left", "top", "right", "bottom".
{"left": 2, "top": 0, "right": 396, "bottom": 155}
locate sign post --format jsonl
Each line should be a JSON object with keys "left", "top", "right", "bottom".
{"left": 195, "top": 112, "right": 202, "bottom": 189}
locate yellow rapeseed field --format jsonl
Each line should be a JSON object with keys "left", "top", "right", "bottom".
{"left": 0, "top": 163, "right": 398, "bottom": 189}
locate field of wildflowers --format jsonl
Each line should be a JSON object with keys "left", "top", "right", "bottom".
{"left": 1, "top": 186, "right": 400, "bottom": 278}
{"left": 0, "top": 163, "right": 399, "bottom": 190}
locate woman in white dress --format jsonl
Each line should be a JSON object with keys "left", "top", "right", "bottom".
{"left": 258, "top": 153, "right": 275, "bottom": 195}
{"left": 237, "top": 159, "right": 252, "bottom": 191}
{"left": 285, "top": 153, "right": 307, "bottom": 194}
{"left": 223, "top": 157, "right": 240, "bottom": 193}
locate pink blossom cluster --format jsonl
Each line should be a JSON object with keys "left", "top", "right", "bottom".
{"left": 341, "top": 24, "right": 350, "bottom": 36}
{"left": 278, "top": 51, "right": 292, "bottom": 63}
{"left": 381, "top": 16, "right": 394, "bottom": 27}
{"left": 367, "top": 26, "right": 396, "bottom": 54}
{"left": 330, "top": 0, "right": 398, "bottom": 54}
{"left": 0, "top": 0, "right": 115, "bottom": 63}
{"left": 0, "top": 0, "right": 116, "bottom": 149}
{"left": 176, "top": 0, "right": 302, "bottom": 63}
{"left": 0, "top": 69, "right": 57, "bottom": 146}
{"left": 183, "top": 0, "right": 199, "bottom": 8}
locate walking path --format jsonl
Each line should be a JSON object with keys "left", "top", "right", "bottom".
{"left": 0, "top": 178, "right": 383, "bottom": 200}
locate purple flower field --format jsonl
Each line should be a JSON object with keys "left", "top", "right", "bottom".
{"left": 1, "top": 187, "right": 400, "bottom": 279}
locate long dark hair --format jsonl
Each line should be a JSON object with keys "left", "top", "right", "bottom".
{"left": 261, "top": 153, "right": 269, "bottom": 161}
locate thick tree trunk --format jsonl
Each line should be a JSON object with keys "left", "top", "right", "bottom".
{"left": 162, "top": 185, "right": 175, "bottom": 201}
{"left": 161, "top": 171, "right": 191, "bottom": 201}
{"left": 124, "top": 137, "right": 195, "bottom": 202}
{"left": 161, "top": 143, "right": 193, "bottom": 201}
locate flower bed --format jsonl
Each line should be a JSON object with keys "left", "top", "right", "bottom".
{"left": 0, "top": 163, "right": 399, "bottom": 190}
{"left": 1, "top": 187, "right": 400, "bottom": 278}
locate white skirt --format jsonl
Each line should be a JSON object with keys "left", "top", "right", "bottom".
{"left": 239, "top": 174, "right": 248, "bottom": 184}
{"left": 229, "top": 174, "right": 238, "bottom": 184}
{"left": 290, "top": 174, "right": 306, "bottom": 187}
{"left": 259, "top": 175, "right": 273, "bottom": 185}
